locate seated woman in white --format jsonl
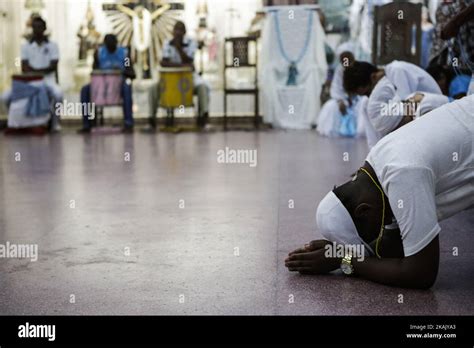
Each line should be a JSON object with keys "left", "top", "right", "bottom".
{"left": 317, "top": 42, "right": 365, "bottom": 137}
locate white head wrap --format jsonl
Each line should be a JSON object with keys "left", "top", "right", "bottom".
{"left": 316, "top": 191, "right": 374, "bottom": 256}
{"left": 415, "top": 92, "right": 450, "bottom": 118}
{"left": 335, "top": 41, "right": 356, "bottom": 58}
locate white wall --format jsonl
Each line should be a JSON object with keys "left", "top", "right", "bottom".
{"left": 0, "top": 0, "right": 23, "bottom": 93}
{"left": 183, "top": 0, "right": 262, "bottom": 38}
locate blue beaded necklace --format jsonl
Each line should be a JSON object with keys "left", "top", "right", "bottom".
{"left": 272, "top": 9, "right": 313, "bottom": 86}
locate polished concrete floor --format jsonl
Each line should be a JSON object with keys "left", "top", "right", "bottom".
{"left": 0, "top": 130, "right": 472, "bottom": 315}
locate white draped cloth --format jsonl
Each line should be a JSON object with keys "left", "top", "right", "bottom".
{"left": 349, "top": 0, "right": 391, "bottom": 61}
{"left": 260, "top": 5, "right": 327, "bottom": 129}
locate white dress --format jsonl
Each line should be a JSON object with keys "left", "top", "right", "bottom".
{"left": 350, "top": 0, "right": 391, "bottom": 61}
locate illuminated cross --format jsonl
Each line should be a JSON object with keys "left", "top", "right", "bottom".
{"left": 102, "top": 0, "right": 184, "bottom": 14}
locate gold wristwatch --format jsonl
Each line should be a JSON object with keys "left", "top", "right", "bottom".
{"left": 341, "top": 254, "right": 354, "bottom": 275}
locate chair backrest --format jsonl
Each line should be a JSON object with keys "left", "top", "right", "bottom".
{"left": 224, "top": 37, "right": 258, "bottom": 68}
{"left": 372, "top": 1, "right": 422, "bottom": 66}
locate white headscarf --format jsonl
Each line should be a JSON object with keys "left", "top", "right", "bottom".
{"left": 335, "top": 41, "right": 356, "bottom": 59}
{"left": 330, "top": 42, "right": 357, "bottom": 101}
{"left": 316, "top": 190, "right": 375, "bottom": 256}
{"left": 414, "top": 92, "right": 450, "bottom": 118}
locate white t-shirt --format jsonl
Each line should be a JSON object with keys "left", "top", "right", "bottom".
{"left": 367, "top": 76, "right": 401, "bottom": 135}
{"left": 359, "top": 95, "right": 382, "bottom": 149}
{"left": 366, "top": 95, "right": 474, "bottom": 257}
{"left": 21, "top": 40, "right": 59, "bottom": 82}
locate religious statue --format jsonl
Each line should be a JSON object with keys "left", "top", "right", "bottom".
{"left": 195, "top": 0, "right": 208, "bottom": 75}
{"left": 196, "top": 0, "right": 208, "bottom": 31}
{"left": 77, "top": 1, "right": 102, "bottom": 61}
{"left": 103, "top": 0, "right": 184, "bottom": 79}
{"left": 24, "top": 0, "right": 44, "bottom": 14}
{"left": 225, "top": 6, "right": 239, "bottom": 38}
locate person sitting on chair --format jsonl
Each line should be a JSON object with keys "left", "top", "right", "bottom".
{"left": 78, "top": 34, "right": 136, "bottom": 133}
{"left": 145, "top": 21, "right": 210, "bottom": 131}
{"left": 21, "top": 16, "right": 63, "bottom": 132}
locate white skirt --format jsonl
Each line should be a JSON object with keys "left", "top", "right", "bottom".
{"left": 317, "top": 99, "right": 340, "bottom": 137}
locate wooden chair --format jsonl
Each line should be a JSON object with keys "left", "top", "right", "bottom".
{"left": 223, "top": 36, "right": 259, "bottom": 130}
{"left": 372, "top": 1, "right": 422, "bottom": 66}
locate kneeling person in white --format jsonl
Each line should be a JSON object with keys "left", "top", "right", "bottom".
{"left": 343, "top": 60, "right": 442, "bottom": 148}
{"left": 317, "top": 42, "right": 364, "bottom": 137}
{"left": 285, "top": 95, "right": 474, "bottom": 288}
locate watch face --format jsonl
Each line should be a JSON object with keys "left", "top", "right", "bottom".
{"left": 341, "top": 263, "right": 352, "bottom": 275}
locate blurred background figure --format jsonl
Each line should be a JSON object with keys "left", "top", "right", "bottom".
{"left": 78, "top": 34, "right": 135, "bottom": 133}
